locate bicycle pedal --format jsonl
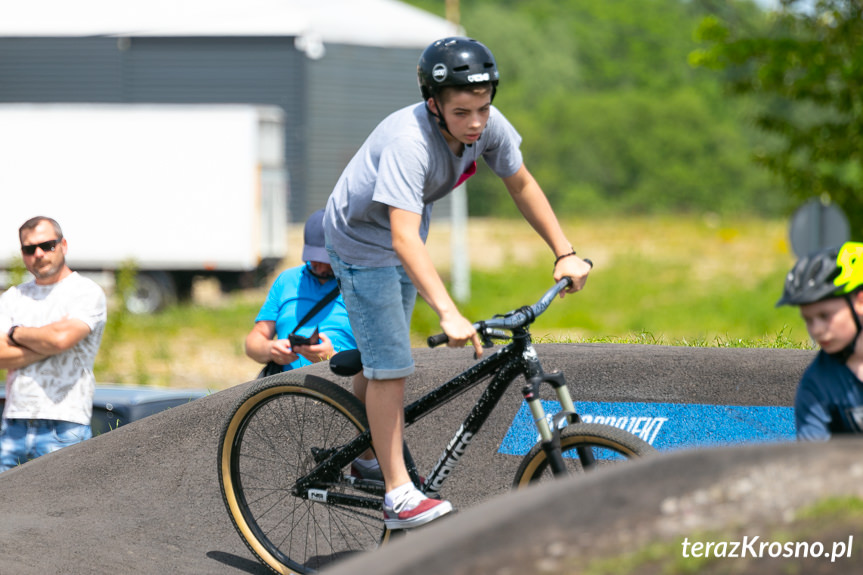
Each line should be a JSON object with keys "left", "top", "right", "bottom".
{"left": 344, "top": 473, "right": 384, "bottom": 485}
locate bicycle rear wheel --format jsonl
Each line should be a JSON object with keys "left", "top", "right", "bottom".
{"left": 218, "top": 373, "right": 387, "bottom": 574}
{"left": 512, "top": 422, "right": 656, "bottom": 488}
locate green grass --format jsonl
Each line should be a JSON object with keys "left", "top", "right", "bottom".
{"left": 412, "top": 214, "right": 812, "bottom": 350}
{"left": 89, "top": 291, "right": 262, "bottom": 388}
{"left": 414, "top": 262, "right": 807, "bottom": 346}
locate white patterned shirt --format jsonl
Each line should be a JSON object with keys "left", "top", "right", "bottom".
{"left": 0, "top": 272, "right": 107, "bottom": 425}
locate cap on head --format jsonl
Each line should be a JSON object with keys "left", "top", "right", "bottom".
{"left": 302, "top": 209, "right": 329, "bottom": 264}
{"left": 417, "top": 36, "right": 499, "bottom": 101}
{"left": 776, "top": 241, "right": 863, "bottom": 307}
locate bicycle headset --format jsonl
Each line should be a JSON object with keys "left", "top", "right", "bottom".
{"left": 417, "top": 36, "right": 499, "bottom": 142}
{"left": 776, "top": 241, "right": 863, "bottom": 361}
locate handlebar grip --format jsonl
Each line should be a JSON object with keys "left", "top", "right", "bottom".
{"left": 427, "top": 333, "right": 449, "bottom": 348}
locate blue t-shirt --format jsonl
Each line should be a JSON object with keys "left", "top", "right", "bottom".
{"left": 795, "top": 350, "right": 863, "bottom": 440}
{"left": 255, "top": 264, "right": 356, "bottom": 371}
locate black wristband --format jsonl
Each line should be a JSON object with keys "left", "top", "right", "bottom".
{"left": 554, "top": 249, "right": 577, "bottom": 266}
{"left": 7, "top": 325, "right": 20, "bottom": 346}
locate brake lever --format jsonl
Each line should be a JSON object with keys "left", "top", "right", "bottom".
{"left": 478, "top": 322, "right": 495, "bottom": 349}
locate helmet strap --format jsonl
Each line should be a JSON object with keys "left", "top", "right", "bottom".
{"left": 426, "top": 97, "right": 455, "bottom": 139}
{"left": 828, "top": 294, "right": 863, "bottom": 363}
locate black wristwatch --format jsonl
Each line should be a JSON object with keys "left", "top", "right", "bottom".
{"left": 7, "top": 325, "right": 20, "bottom": 346}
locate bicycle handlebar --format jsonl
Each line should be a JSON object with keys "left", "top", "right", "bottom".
{"left": 427, "top": 275, "right": 576, "bottom": 348}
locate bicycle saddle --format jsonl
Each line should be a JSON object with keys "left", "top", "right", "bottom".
{"left": 330, "top": 349, "right": 363, "bottom": 377}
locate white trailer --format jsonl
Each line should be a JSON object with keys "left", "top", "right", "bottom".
{"left": 0, "top": 103, "right": 288, "bottom": 312}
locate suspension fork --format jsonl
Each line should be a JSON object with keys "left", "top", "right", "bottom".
{"left": 521, "top": 363, "right": 591, "bottom": 476}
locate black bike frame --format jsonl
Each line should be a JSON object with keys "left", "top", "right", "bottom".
{"left": 292, "top": 328, "right": 565, "bottom": 509}
{"left": 410, "top": 331, "right": 541, "bottom": 494}
{"left": 292, "top": 278, "right": 581, "bottom": 508}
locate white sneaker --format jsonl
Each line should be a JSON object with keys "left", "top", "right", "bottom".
{"left": 383, "top": 490, "right": 453, "bottom": 530}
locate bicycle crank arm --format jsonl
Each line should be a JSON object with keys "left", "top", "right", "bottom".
{"left": 301, "top": 488, "right": 382, "bottom": 511}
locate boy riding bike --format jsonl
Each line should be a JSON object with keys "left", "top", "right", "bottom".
{"left": 323, "top": 36, "right": 591, "bottom": 529}
{"left": 777, "top": 241, "right": 863, "bottom": 440}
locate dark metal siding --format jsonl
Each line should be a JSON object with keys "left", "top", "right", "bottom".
{"left": 305, "top": 43, "right": 451, "bottom": 219}
{"left": 0, "top": 37, "right": 123, "bottom": 101}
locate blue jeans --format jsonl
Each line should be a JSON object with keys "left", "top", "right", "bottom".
{"left": 326, "top": 246, "right": 417, "bottom": 380}
{"left": 0, "top": 418, "right": 92, "bottom": 472}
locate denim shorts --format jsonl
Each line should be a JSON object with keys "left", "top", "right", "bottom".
{"left": 326, "top": 246, "right": 417, "bottom": 380}
{"left": 0, "top": 418, "right": 92, "bottom": 472}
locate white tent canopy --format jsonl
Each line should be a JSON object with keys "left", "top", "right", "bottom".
{"left": 0, "top": 0, "right": 460, "bottom": 48}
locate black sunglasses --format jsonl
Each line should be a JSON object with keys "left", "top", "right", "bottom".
{"left": 21, "top": 238, "right": 62, "bottom": 256}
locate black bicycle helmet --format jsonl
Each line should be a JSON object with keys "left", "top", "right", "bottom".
{"left": 778, "top": 241, "right": 863, "bottom": 362}
{"left": 776, "top": 242, "right": 863, "bottom": 307}
{"left": 417, "top": 37, "right": 499, "bottom": 101}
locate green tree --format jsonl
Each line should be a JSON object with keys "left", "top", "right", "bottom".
{"left": 406, "top": 0, "right": 785, "bottom": 218}
{"left": 524, "top": 87, "right": 777, "bottom": 215}
{"left": 692, "top": 0, "right": 863, "bottom": 238}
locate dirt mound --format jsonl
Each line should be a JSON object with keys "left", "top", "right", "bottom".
{"left": 326, "top": 439, "right": 863, "bottom": 575}
{"left": 0, "top": 344, "right": 840, "bottom": 575}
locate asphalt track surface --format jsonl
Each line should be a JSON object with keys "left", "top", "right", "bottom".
{"left": 0, "top": 343, "right": 830, "bottom": 574}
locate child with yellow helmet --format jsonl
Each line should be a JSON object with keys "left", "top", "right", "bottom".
{"left": 777, "top": 242, "right": 863, "bottom": 439}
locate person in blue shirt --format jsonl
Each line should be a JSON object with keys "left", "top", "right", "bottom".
{"left": 245, "top": 209, "right": 355, "bottom": 371}
{"left": 776, "top": 241, "right": 863, "bottom": 440}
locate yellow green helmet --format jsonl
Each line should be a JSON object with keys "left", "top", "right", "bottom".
{"left": 776, "top": 242, "right": 863, "bottom": 307}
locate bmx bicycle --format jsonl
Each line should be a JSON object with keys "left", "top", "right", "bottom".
{"left": 218, "top": 277, "right": 657, "bottom": 574}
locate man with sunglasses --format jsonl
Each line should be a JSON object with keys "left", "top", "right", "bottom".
{"left": 0, "top": 216, "right": 107, "bottom": 471}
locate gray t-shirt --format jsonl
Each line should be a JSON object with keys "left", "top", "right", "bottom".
{"left": 324, "top": 102, "right": 524, "bottom": 267}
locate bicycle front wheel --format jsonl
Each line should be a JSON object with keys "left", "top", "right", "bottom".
{"left": 218, "top": 373, "right": 386, "bottom": 574}
{"left": 513, "top": 422, "right": 656, "bottom": 488}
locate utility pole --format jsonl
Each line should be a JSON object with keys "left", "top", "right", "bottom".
{"left": 445, "top": 0, "right": 471, "bottom": 302}
{"left": 445, "top": 0, "right": 460, "bottom": 26}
